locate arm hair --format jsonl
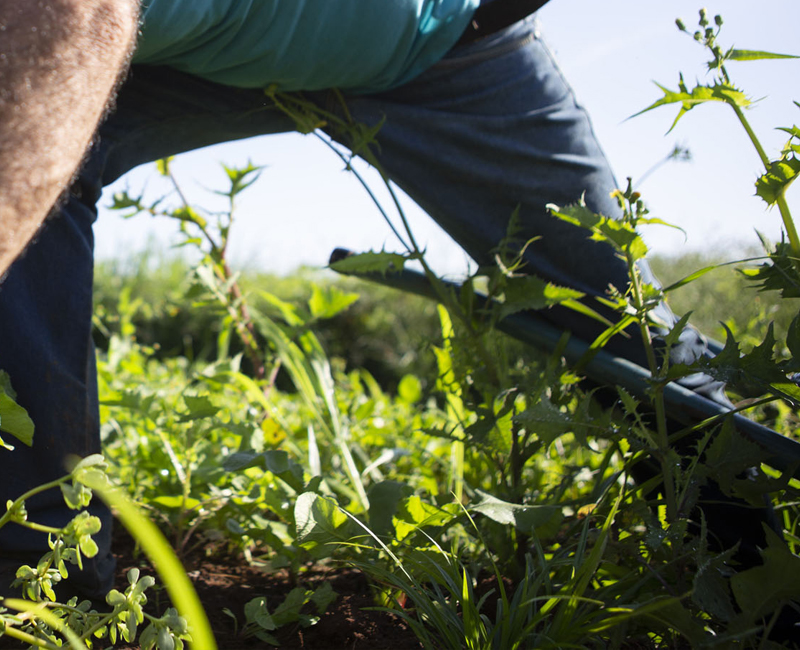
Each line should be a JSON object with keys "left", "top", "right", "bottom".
{"left": 0, "top": 0, "right": 139, "bottom": 275}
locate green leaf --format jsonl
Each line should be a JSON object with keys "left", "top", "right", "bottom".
{"left": 470, "top": 490, "right": 561, "bottom": 535}
{"left": 108, "top": 190, "right": 145, "bottom": 215}
{"left": 329, "top": 250, "right": 407, "bottom": 276}
{"left": 692, "top": 550, "right": 737, "bottom": 622}
{"left": 156, "top": 157, "right": 174, "bottom": 176}
{"left": 697, "top": 324, "right": 800, "bottom": 406}
{"left": 631, "top": 82, "right": 751, "bottom": 133}
{"left": 151, "top": 495, "right": 202, "bottom": 510}
{"left": 367, "top": 480, "right": 411, "bottom": 539}
{"left": 703, "top": 421, "right": 770, "bottom": 497}
{"left": 397, "top": 374, "right": 422, "bottom": 404}
{"left": 257, "top": 290, "right": 305, "bottom": 326}
{"left": 740, "top": 240, "right": 800, "bottom": 298}
{"left": 244, "top": 596, "right": 277, "bottom": 631}
{"left": 310, "top": 582, "right": 337, "bottom": 614}
{"left": 394, "top": 495, "right": 457, "bottom": 541}
{"left": 294, "top": 492, "right": 352, "bottom": 552}
{"left": 727, "top": 49, "right": 799, "bottom": 62}
{"left": 499, "top": 276, "right": 585, "bottom": 319}
{"left": 178, "top": 395, "right": 219, "bottom": 422}
{"left": 220, "top": 161, "right": 263, "bottom": 198}
{"left": 169, "top": 206, "right": 207, "bottom": 229}
{"left": 513, "top": 396, "right": 573, "bottom": 446}
{"left": 307, "top": 284, "right": 359, "bottom": 320}
{"left": 777, "top": 125, "right": 800, "bottom": 140}
{"left": 731, "top": 528, "right": 800, "bottom": 622}
{"left": 755, "top": 156, "right": 800, "bottom": 205}
{"left": 0, "top": 371, "right": 34, "bottom": 446}
{"left": 548, "top": 201, "right": 648, "bottom": 260}
{"left": 222, "top": 450, "right": 305, "bottom": 491}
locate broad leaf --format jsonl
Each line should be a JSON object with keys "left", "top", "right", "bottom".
{"left": 367, "top": 480, "right": 411, "bottom": 540}
{"left": 0, "top": 371, "right": 34, "bottom": 447}
{"left": 294, "top": 492, "right": 352, "bottom": 552}
{"left": 470, "top": 490, "right": 561, "bottom": 535}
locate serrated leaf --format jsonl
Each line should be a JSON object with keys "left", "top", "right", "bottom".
{"left": 178, "top": 395, "right": 219, "bottom": 422}
{"left": 692, "top": 550, "right": 737, "bottom": 622}
{"left": 728, "top": 49, "right": 799, "bottom": 62}
{"left": 731, "top": 528, "right": 800, "bottom": 621}
{"left": 219, "top": 161, "right": 263, "bottom": 197}
{"left": 740, "top": 240, "right": 800, "bottom": 298}
{"left": 499, "top": 276, "right": 584, "bottom": 319}
{"left": 777, "top": 125, "right": 800, "bottom": 140}
{"left": 704, "top": 421, "right": 770, "bottom": 496}
{"left": 548, "top": 201, "right": 647, "bottom": 259}
{"left": 329, "top": 250, "right": 407, "bottom": 275}
{"left": 632, "top": 82, "right": 751, "bottom": 133}
{"left": 513, "top": 397, "right": 572, "bottom": 446}
{"left": 755, "top": 156, "right": 800, "bottom": 205}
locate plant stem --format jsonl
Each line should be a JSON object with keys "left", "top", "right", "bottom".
{"left": 0, "top": 477, "right": 67, "bottom": 529}
{"left": 626, "top": 251, "right": 677, "bottom": 522}
{"left": 730, "top": 103, "right": 800, "bottom": 266}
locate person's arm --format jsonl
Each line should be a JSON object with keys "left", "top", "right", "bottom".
{"left": 0, "top": 0, "right": 139, "bottom": 275}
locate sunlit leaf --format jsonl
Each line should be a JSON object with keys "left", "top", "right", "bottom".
{"left": 727, "top": 49, "right": 799, "bottom": 62}
{"left": 0, "top": 371, "right": 33, "bottom": 446}
{"left": 755, "top": 156, "right": 800, "bottom": 205}
{"left": 308, "top": 284, "right": 360, "bottom": 320}
{"left": 631, "top": 82, "right": 751, "bottom": 133}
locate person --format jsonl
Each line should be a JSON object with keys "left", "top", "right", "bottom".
{"left": 0, "top": 0, "right": 782, "bottom": 609}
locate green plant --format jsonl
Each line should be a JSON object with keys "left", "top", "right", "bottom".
{"left": 0, "top": 455, "right": 200, "bottom": 650}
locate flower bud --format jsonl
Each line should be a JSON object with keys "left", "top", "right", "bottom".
{"left": 714, "top": 14, "right": 723, "bottom": 27}
{"left": 675, "top": 18, "right": 686, "bottom": 31}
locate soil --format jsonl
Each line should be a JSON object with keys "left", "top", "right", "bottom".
{"left": 111, "top": 527, "right": 423, "bottom": 650}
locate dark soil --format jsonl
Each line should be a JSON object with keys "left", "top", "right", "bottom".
{"left": 111, "top": 527, "right": 423, "bottom": 650}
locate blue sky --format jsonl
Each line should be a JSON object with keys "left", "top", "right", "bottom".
{"left": 95, "top": 0, "right": 800, "bottom": 277}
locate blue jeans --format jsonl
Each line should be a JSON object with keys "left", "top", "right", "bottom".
{"left": 0, "top": 17, "right": 695, "bottom": 592}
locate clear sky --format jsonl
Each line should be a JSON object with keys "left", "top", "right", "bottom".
{"left": 94, "top": 0, "right": 800, "bottom": 278}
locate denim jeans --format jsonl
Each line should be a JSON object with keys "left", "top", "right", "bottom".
{"left": 0, "top": 17, "right": 702, "bottom": 593}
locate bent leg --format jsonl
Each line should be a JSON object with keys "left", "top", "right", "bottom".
{"left": 328, "top": 18, "right": 660, "bottom": 363}
{"left": 0, "top": 152, "right": 113, "bottom": 598}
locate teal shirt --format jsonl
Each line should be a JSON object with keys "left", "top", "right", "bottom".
{"left": 133, "top": 0, "right": 479, "bottom": 93}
